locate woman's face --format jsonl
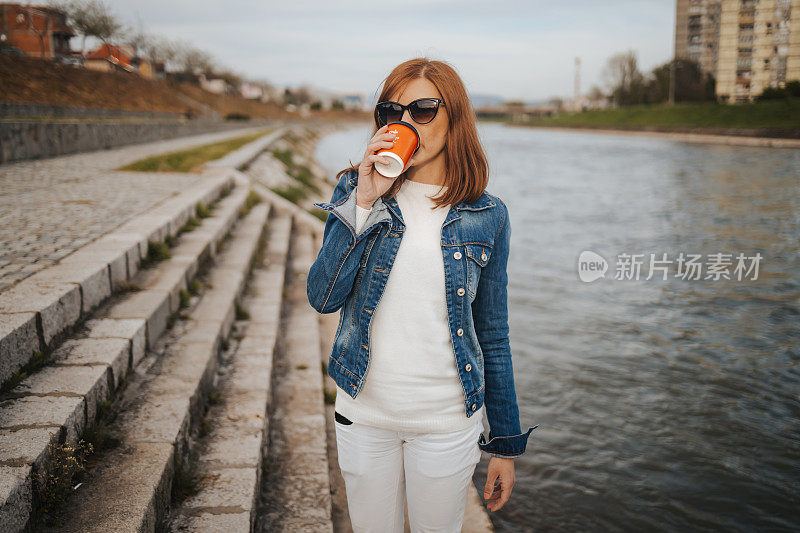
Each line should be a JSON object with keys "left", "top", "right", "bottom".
{"left": 388, "top": 78, "right": 448, "bottom": 169}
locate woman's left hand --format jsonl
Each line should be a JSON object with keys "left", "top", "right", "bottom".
{"left": 483, "top": 456, "right": 515, "bottom": 512}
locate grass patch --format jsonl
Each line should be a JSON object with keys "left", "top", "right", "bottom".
{"left": 35, "top": 439, "right": 94, "bottom": 525}
{"left": 121, "top": 281, "right": 141, "bottom": 292}
{"left": 308, "top": 207, "right": 329, "bottom": 223}
{"left": 272, "top": 148, "right": 294, "bottom": 167}
{"left": 272, "top": 145, "right": 322, "bottom": 199}
{"left": 196, "top": 201, "right": 211, "bottom": 219}
{"left": 171, "top": 459, "right": 203, "bottom": 504}
{"left": 272, "top": 184, "right": 307, "bottom": 203}
{"left": 141, "top": 240, "right": 171, "bottom": 268}
{"left": 243, "top": 190, "right": 262, "bottom": 213}
{"left": 179, "top": 288, "right": 191, "bottom": 309}
{"left": 1, "top": 349, "right": 46, "bottom": 394}
{"left": 235, "top": 302, "right": 250, "bottom": 320}
{"left": 512, "top": 99, "right": 800, "bottom": 131}
{"left": 288, "top": 164, "right": 321, "bottom": 194}
{"left": 208, "top": 389, "right": 224, "bottom": 405}
{"left": 179, "top": 215, "right": 201, "bottom": 235}
{"left": 117, "top": 129, "right": 273, "bottom": 172}
{"left": 83, "top": 399, "right": 121, "bottom": 453}
{"left": 250, "top": 226, "right": 269, "bottom": 271}
{"left": 189, "top": 279, "right": 202, "bottom": 295}
{"left": 324, "top": 387, "right": 336, "bottom": 405}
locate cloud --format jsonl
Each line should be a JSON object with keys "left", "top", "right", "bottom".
{"left": 105, "top": 0, "right": 674, "bottom": 100}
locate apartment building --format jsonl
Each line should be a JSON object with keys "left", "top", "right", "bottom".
{"left": 676, "top": 0, "right": 800, "bottom": 103}
{"left": 675, "top": 0, "right": 722, "bottom": 77}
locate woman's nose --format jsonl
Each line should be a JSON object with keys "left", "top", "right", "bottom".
{"left": 401, "top": 107, "right": 412, "bottom": 123}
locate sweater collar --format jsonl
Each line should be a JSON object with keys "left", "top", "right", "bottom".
{"left": 347, "top": 171, "right": 496, "bottom": 213}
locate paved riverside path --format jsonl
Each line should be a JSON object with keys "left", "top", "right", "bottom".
{"left": 0, "top": 125, "right": 274, "bottom": 291}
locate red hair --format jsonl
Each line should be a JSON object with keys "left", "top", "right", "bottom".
{"left": 336, "top": 57, "right": 489, "bottom": 209}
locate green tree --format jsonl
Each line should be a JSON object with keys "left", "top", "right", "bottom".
{"left": 648, "top": 58, "right": 716, "bottom": 103}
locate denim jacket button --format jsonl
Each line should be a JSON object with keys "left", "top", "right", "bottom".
{"left": 457, "top": 287, "right": 465, "bottom": 296}
{"left": 471, "top": 403, "right": 476, "bottom": 410}
{"left": 457, "top": 328, "right": 463, "bottom": 336}
{"left": 465, "top": 363, "right": 472, "bottom": 371}
{"left": 481, "top": 251, "right": 488, "bottom": 261}
{"left": 453, "top": 251, "right": 462, "bottom": 259}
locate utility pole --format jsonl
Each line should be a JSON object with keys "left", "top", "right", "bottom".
{"left": 574, "top": 57, "right": 581, "bottom": 111}
{"left": 669, "top": 0, "right": 677, "bottom": 105}
{"left": 669, "top": 57, "right": 676, "bottom": 105}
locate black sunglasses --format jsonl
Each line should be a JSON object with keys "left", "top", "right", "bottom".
{"left": 375, "top": 97, "right": 446, "bottom": 126}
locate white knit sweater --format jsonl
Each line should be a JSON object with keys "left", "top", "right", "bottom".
{"left": 334, "top": 178, "right": 485, "bottom": 432}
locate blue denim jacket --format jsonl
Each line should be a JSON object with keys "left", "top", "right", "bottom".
{"left": 307, "top": 168, "right": 537, "bottom": 458}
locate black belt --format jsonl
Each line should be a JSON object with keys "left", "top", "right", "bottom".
{"left": 334, "top": 411, "right": 353, "bottom": 425}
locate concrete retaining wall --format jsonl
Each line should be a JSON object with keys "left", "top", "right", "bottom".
{"left": 0, "top": 118, "right": 271, "bottom": 164}
{"left": 0, "top": 101, "right": 185, "bottom": 119}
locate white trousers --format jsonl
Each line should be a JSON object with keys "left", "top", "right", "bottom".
{"left": 335, "top": 413, "right": 483, "bottom": 533}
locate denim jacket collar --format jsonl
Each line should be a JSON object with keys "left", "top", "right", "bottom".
{"left": 346, "top": 172, "right": 497, "bottom": 229}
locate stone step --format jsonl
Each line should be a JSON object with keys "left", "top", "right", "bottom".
{"left": 255, "top": 222, "right": 333, "bottom": 532}
{"left": 0, "top": 167, "right": 236, "bottom": 389}
{"left": 166, "top": 210, "right": 293, "bottom": 531}
{"left": 35, "top": 200, "right": 271, "bottom": 532}
{"left": 0, "top": 177, "right": 255, "bottom": 532}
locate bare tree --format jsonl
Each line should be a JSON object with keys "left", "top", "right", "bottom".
{"left": 143, "top": 34, "right": 179, "bottom": 69}
{"left": 294, "top": 85, "right": 312, "bottom": 105}
{"left": 601, "top": 50, "right": 647, "bottom": 106}
{"left": 249, "top": 77, "right": 274, "bottom": 88}
{"left": 86, "top": 0, "right": 121, "bottom": 45}
{"left": 283, "top": 86, "right": 313, "bottom": 106}
{"left": 174, "top": 39, "right": 216, "bottom": 75}
{"left": 587, "top": 84, "right": 605, "bottom": 102}
{"left": 122, "top": 12, "right": 147, "bottom": 57}
{"left": 48, "top": 0, "right": 122, "bottom": 55}
{"left": 215, "top": 68, "right": 243, "bottom": 87}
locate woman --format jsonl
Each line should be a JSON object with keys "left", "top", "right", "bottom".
{"left": 307, "top": 58, "right": 537, "bottom": 532}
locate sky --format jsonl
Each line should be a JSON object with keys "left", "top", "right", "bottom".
{"left": 99, "top": 0, "right": 676, "bottom": 104}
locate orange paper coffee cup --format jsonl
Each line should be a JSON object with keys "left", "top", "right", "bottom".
{"left": 375, "top": 121, "right": 420, "bottom": 178}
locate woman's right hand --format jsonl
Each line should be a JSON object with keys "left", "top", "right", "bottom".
{"left": 356, "top": 124, "right": 402, "bottom": 209}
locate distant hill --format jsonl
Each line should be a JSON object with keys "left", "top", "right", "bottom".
{"left": 469, "top": 94, "right": 505, "bottom": 109}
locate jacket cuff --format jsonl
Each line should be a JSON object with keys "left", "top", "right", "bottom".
{"left": 355, "top": 203, "right": 372, "bottom": 234}
{"left": 478, "top": 425, "right": 538, "bottom": 458}
{"left": 314, "top": 184, "right": 389, "bottom": 241}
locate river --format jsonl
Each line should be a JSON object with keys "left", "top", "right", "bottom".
{"left": 314, "top": 121, "right": 800, "bottom": 532}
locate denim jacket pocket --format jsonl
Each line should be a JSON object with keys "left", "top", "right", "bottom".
{"left": 464, "top": 244, "right": 492, "bottom": 299}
